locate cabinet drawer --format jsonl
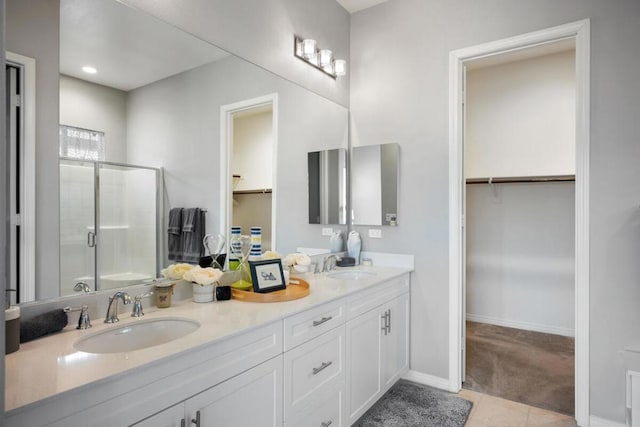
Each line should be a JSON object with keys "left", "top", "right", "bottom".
{"left": 347, "top": 274, "right": 409, "bottom": 320}
{"left": 284, "top": 325, "right": 345, "bottom": 419}
{"left": 286, "top": 385, "right": 345, "bottom": 427}
{"left": 284, "top": 298, "right": 346, "bottom": 351}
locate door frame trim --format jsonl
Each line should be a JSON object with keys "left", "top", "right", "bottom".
{"left": 220, "top": 93, "right": 279, "bottom": 251}
{"left": 447, "top": 19, "right": 590, "bottom": 425}
{"left": 6, "top": 51, "right": 36, "bottom": 303}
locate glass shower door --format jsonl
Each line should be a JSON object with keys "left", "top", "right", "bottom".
{"left": 59, "top": 159, "right": 96, "bottom": 296}
{"left": 97, "top": 163, "right": 158, "bottom": 291}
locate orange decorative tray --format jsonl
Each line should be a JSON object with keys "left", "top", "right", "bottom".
{"left": 231, "top": 278, "right": 310, "bottom": 302}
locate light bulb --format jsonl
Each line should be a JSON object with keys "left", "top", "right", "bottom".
{"left": 319, "top": 49, "right": 333, "bottom": 68}
{"left": 334, "top": 60, "right": 347, "bottom": 76}
{"left": 301, "top": 39, "right": 317, "bottom": 59}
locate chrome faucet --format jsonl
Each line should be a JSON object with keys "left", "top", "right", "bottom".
{"left": 73, "top": 281, "right": 92, "bottom": 293}
{"left": 323, "top": 255, "right": 338, "bottom": 272}
{"left": 104, "top": 291, "right": 132, "bottom": 323}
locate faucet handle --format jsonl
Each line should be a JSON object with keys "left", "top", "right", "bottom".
{"left": 131, "top": 292, "right": 154, "bottom": 318}
{"left": 66, "top": 305, "right": 92, "bottom": 329}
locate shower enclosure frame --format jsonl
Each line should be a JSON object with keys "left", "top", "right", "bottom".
{"left": 60, "top": 157, "right": 163, "bottom": 293}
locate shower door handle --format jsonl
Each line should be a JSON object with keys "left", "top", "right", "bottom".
{"left": 87, "top": 231, "right": 96, "bottom": 248}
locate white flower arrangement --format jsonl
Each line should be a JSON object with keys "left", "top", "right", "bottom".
{"left": 160, "top": 263, "right": 194, "bottom": 280}
{"left": 283, "top": 253, "right": 311, "bottom": 267}
{"left": 262, "top": 250, "right": 282, "bottom": 260}
{"left": 183, "top": 266, "right": 224, "bottom": 286}
{"left": 161, "top": 263, "right": 223, "bottom": 286}
{"left": 283, "top": 253, "right": 312, "bottom": 272}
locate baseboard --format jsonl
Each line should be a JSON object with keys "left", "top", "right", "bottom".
{"left": 589, "top": 415, "right": 626, "bottom": 427}
{"left": 466, "top": 313, "right": 575, "bottom": 337}
{"left": 403, "top": 370, "right": 451, "bottom": 391}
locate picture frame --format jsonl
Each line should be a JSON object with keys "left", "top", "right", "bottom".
{"left": 249, "top": 259, "right": 287, "bottom": 293}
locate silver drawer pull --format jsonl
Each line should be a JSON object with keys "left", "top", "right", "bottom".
{"left": 313, "top": 316, "right": 333, "bottom": 327}
{"left": 312, "top": 361, "right": 333, "bottom": 375}
{"left": 321, "top": 421, "right": 333, "bottom": 427}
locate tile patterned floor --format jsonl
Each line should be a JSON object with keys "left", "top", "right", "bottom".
{"left": 459, "top": 389, "right": 577, "bottom": 427}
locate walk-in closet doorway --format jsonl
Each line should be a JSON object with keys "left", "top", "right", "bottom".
{"left": 448, "top": 20, "right": 590, "bottom": 425}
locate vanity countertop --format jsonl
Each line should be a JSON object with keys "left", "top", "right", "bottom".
{"left": 5, "top": 265, "right": 412, "bottom": 413}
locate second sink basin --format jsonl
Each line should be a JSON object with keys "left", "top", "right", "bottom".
{"left": 326, "top": 270, "right": 377, "bottom": 280}
{"left": 74, "top": 317, "right": 200, "bottom": 354}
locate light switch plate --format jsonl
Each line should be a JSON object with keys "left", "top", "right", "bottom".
{"left": 368, "top": 229, "right": 382, "bottom": 238}
{"left": 322, "top": 227, "right": 333, "bottom": 236}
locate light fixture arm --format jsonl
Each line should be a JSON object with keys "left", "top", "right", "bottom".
{"left": 293, "top": 36, "right": 346, "bottom": 79}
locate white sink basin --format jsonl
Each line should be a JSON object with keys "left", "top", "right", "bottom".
{"left": 326, "top": 270, "right": 377, "bottom": 280}
{"left": 74, "top": 317, "right": 200, "bottom": 354}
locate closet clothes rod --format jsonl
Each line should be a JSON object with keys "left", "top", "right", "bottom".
{"left": 466, "top": 175, "right": 575, "bottom": 184}
{"left": 233, "top": 189, "right": 272, "bottom": 195}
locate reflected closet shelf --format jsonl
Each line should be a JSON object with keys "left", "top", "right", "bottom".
{"left": 466, "top": 175, "right": 575, "bottom": 184}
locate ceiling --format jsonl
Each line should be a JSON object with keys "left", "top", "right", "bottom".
{"left": 335, "top": 0, "right": 388, "bottom": 13}
{"left": 60, "top": 0, "right": 228, "bottom": 91}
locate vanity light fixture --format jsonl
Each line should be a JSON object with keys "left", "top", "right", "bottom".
{"left": 82, "top": 66, "right": 97, "bottom": 74}
{"left": 294, "top": 36, "right": 346, "bottom": 79}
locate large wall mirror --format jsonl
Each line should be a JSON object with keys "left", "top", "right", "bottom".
{"left": 351, "top": 143, "right": 400, "bottom": 226}
{"left": 5, "top": 0, "right": 348, "bottom": 304}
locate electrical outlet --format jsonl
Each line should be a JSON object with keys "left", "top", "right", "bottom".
{"left": 368, "top": 229, "right": 382, "bottom": 238}
{"left": 322, "top": 227, "right": 333, "bottom": 236}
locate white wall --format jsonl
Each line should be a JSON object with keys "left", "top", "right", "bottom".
{"left": 466, "top": 182, "right": 575, "bottom": 336}
{"left": 465, "top": 51, "right": 576, "bottom": 179}
{"left": 350, "top": 0, "right": 640, "bottom": 421}
{"left": 126, "top": 55, "right": 349, "bottom": 256}
{"left": 121, "top": 0, "right": 350, "bottom": 107}
{"left": 233, "top": 111, "right": 273, "bottom": 191}
{"left": 59, "top": 75, "right": 128, "bottom": 163}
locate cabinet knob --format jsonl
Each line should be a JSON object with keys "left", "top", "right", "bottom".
{"left": 321, "top": 421, "right": 333, "bottom": 427}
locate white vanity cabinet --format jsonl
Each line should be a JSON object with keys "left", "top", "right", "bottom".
{"left": 132, "top": 356, "right": 283, "bottom": 427}
{"left": 346, "top": 276, "right": 410, "bottom": 425}
{"left": 283, "top": 299, "right": 347, "bottom": 427}
{"left": 6, "top": 269, "right": 411, "bottom": 427}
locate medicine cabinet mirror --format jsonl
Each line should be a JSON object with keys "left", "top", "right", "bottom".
{"left": 351, "top": 143, "right": 400, "bottom": 226}
{"left": 307, "top": 148, "right": 348, "bottom": 225}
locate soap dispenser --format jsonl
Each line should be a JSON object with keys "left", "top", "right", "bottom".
{"left": 329, "top": 231, "right": 343, "bottom": 253}
{"left": 347, "top": 231, "right": 361, "bottom": 265}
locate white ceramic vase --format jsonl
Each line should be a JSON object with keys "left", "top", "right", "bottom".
{"left": 192, "top": 283, "right": 214, "bottom": 303}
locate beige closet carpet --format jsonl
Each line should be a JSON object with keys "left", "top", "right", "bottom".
{"left": 464, "top": 321, "right": 574, "bottom": 416}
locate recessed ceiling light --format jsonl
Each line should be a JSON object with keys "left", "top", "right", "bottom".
{"left": 82, "top": 66, "right": 97, "bottom": 74}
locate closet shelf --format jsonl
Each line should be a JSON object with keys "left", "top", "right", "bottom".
{"left": 466, "top": 175, "right": 575, "bottom": 184}
{"left": 233, "top": 188, "right": 272, "bottom": 195}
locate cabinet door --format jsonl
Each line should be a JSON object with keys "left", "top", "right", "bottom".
{"left": 382, "top": 292, "right": 410, "bottom": 390}
{"left": 346, "top": 306, "right": 384, "bottom": 424}
{"left": 184, "top": 356, "right": 283, "bottom": 427}
{"left": 131, "top": 403, "right": 184, "bottom": 427}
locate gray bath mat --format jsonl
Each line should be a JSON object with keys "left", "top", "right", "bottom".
{"left": 353, "top": 380, "right": 473, "bottom": 427}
